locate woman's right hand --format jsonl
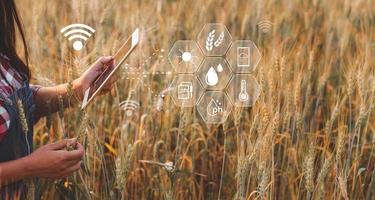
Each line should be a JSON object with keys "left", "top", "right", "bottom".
{"left": 26, "top": 139, "right": 84, "bottom": 179}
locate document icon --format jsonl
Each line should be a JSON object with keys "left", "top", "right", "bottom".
{"left": 178, "top": 82, "right": 193, "bottom": 100}
{"left": 237, "top": 47, "right": 250, "bottom": 67}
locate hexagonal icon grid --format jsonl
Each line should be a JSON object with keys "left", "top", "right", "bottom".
{"left": 197, "top": 57, "right": 232, "bottom": 91}
{"left": 197, "top": 91, "right": 232, "bottom": 124}
{"left": 170, "top": 74, "right": 204, "bottom": 107}
{"left": 197, "top": 23, "right": 232, "bottom": 56}
{"left": 227, "top": 74, "right": 260, "bottom": 107}
{"left": 226, "top": 40, "right": 261, "bottom": 73}
{"left": 168, "top": 40, "right": 204, "bottom": 74}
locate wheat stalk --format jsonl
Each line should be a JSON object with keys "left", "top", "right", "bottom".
{"left": 315, "top": 156, "right": 333, "bottom": 200}
{"left": 233, "top": 107, "right": 243, "bottom": 128}
{"left": 16, "top": 0, "right": 375, "bottom": 199}
{"left": 115, "top": 144, "right": 134, "bottom": 190}
{"left": 153, "top": 140, "right": 165, "bottom": 162}
{"left": 26, "top": 179, "right": 36, "bottom": 200}
{"left": 356, "top": 69, "right": 365, "bottom": 101}
{"left": 355, "top": 104, "right": 367, "bottom": 133}
{"left": 205, "top": 30, "right": 215, "bottom": 51}
{"left": 258, "top": 167, "right": 270, "bottom": 198}
{"left": 338, "top": 176, "right": 349, "bottom": 200}
{"left": 235, "top": 155, "right": 248, "bottom": 200}
{"left": 347, "top": 70, "right": 355, "bottom": 97}
{"left": 303, "top": 141, "right": 316, "bottom": 193}
{"left": 335, "top": 126, "right": 346, "bottom": 165}
{"left": 214, "top": 31, "right": 224, "bottom": 47}
{"left": 16, "top": 99, "right": 29, "bottom": 134}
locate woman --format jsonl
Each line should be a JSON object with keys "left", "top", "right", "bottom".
{"left": 0, "top": 0, "right": 117, "bottom": 198}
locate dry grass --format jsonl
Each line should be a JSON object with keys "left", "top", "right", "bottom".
{"left": 14, "top": 0, "right": 375, "bottom": 199}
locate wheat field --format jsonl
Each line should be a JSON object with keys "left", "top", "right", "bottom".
{"left": 14, "top": 0, "right": 375, "bottom": 199}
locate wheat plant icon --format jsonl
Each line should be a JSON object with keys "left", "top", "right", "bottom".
{"left": 205, "top": 30, "right": 224, "bottom": 51}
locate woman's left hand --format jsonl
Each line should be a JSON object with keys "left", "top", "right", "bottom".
{"left": 73, "top": 56, "right": 118, "bottom": 99}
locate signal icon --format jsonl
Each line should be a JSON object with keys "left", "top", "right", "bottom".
{"left": 60, "top": 24, "right": 95, "bottom": 51}
{"left": 119, "top": 100, "right": 140, "bottom": 117}
{"left": 257, "top": 20, "right": 272, "bottom": 34}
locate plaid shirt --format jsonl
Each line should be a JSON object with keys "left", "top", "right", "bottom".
{"left": 0, "top": 54, "right": 24, "bottom": 141}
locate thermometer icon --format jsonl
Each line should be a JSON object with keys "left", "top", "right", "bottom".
{"left": 238, "top": 80, "right": 249, "bottom": 102}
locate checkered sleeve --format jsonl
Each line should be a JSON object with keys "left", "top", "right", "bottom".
{"left": 0, "top": 102, "right": 11, "bottom": 141}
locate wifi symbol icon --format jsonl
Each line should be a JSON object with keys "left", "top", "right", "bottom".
{"left": 257, "top": 20, "right": 273, "bottom": 34}
{"left": 60, "top": 24, "right": 95, "bottom": 51}
{"left": 119, "top": 100, "right": 140, "bottom": 117}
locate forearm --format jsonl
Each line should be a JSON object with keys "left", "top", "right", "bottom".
{"left": 0, "top": 156, "right": 32, "bottom": 186}
{"left": 33, "top": 80, "right": 83, "bottom": 119}
{"left": 32, "top": 56, "right": 116, "bottom": 119}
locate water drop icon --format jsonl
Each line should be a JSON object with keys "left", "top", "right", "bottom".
{"left": 216, "top": 64, "right": 223, "bottom": 72}
{"left": 205, "top": 67, "right": 219, "bottom": 86}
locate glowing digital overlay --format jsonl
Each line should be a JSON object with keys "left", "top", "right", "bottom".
{"left": 60, "top": 23, "right": 95, "bottom": 51}
{"left": 168, "top": 23, "right": 262, "bottom": 124}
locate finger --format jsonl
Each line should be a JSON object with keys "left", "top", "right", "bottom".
{"left": 91, "top": 56, "right": 114, "bottom": 72}
{"left": 108, "top": 74, "right": 119, "bottom": 84}
{"left": 105, "top": 74, "right": 118, "bottom": 86}
{"left": 98, "top": 56, "right": 114, "bottom": 65}
{"left": 102, "top": 84, "right": 115, "bottom": 92}
{"left": 108, "top": 59, "right": 116, "bottom": 68}
{"left": 58, "top": 161, "right": 81, "bottom": 179}
{"left": 65, "top": 161, "right": 82, "bottom": 174}
{"left": 60, "top": 159, "right": 82, "bottom": 169}
{"left": 48, "top": 138, "right": 76, "bottom": 150}
{"left": 75, "top": 142, "right": 84, "bottom": 152}
{"left": 64, "top": 143, "right": 84, "bottom": 161}
{"left": 103, "top": 77, "right": 117, "bottom": 89}
{"left": 99, "top": 88, "right": 112, "bottom": 95}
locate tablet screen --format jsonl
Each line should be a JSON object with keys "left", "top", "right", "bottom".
{"left": 81, "top": 28, "right": 139, "bottom": 109}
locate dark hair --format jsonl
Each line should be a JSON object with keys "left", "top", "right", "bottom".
{"left": 0, "top": 0, "right": 30, "bottom": 78}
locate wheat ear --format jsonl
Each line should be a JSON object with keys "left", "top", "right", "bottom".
{"left": 214, "top": 31, "right": 224, "bottom": 47}
{"left": 303, "top": 141, "right": 315, "bottom": 193}
{"left": 205, "top": 30, "right": 215, "bottom": 51}
{"left": 16, "top": 99, "right": 28, "bottom": 134}
{"left": 115, "top": 144, "right": 134, "bottom": 190}
{"left": 316, "top": 156, "right": 333, "bottom": 200}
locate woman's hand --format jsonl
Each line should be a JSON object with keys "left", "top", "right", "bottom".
{"left": 32, "top": 56, "right": 119, "bottom": 119}
{"left": 73, "top": 56, "right": 119, "bottom": 100}
{"left": 26, "top": 139, "right": 84, "bottom": 179}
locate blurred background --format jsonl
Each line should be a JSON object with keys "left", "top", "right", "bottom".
{"left": 15, "top": 0, "right": 375, "bottom": 199}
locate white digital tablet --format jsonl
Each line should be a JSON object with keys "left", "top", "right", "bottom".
{"left": 81, "top": 28, "right": 140, "bottom": 110}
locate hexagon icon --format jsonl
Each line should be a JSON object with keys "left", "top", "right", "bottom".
{"left": 197, "top": 91, "right": 232, "bottom": 124}
{"left": 227, "top": 74, "right": 260, "bottom": 107}
{"left": 226, "top": 40, "right": 261, "bottom": 73}
{"left": 170, "top": 74, "right": 203, "bottom": 107}
{"left": 197, "top": 57, "right": 232, "bottom": 90}
{"left": 197, "top": 23, "right": 232, "bottom": 56}
{"left": 168, "top": 40, "right": 204, "bottom": 73}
